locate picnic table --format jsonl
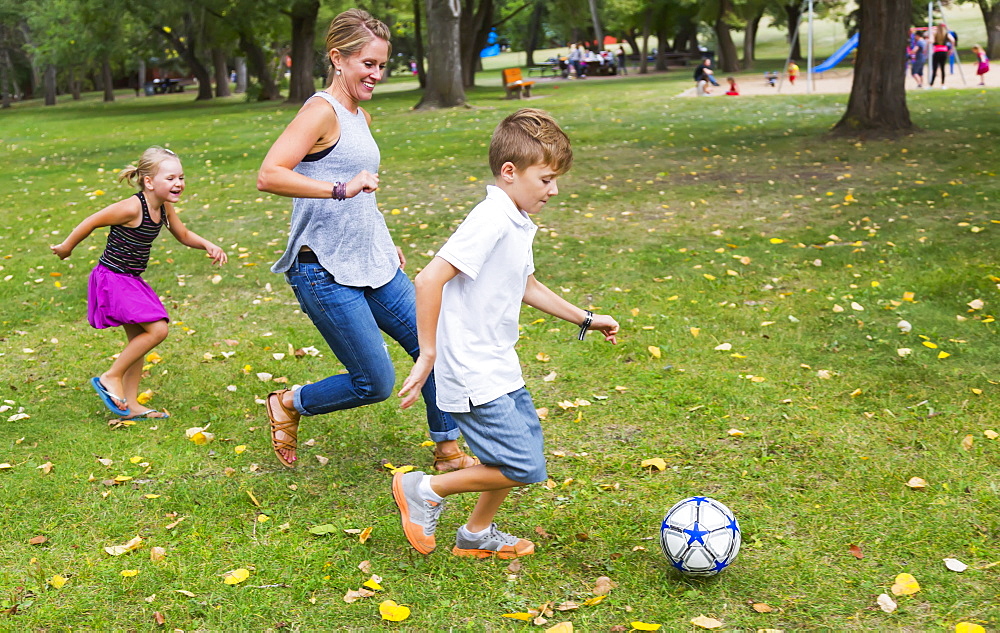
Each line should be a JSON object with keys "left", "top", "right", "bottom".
{"left": 528, "top": 62, "right": 560, "bottom": 78}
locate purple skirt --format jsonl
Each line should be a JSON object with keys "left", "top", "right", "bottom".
{"left": 87, "top": 264, "right": 168, "bottom": 329}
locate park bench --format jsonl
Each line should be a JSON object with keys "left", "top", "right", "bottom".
{"left": 502, "top": 68, "right": 535, "bottom": 99}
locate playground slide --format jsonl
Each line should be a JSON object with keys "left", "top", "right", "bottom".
{"left": 813, "top": 32, "right": 859, "bottom": 73}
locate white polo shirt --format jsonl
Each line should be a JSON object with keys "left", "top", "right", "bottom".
{"left": 433, "top": 185, "right": 537, "bottom": 413}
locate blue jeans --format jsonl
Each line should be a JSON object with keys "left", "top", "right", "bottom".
{"left": 284, "top": 262, "right": 459, "bottom": 443}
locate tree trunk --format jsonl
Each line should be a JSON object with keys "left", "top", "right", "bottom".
{"left": 101, "top": 57, "right": 114, "bottom": 102}
{"left": 414, "top": 0, "right": 427, "bottom": 88}
{"left": 832, "top": 0, "right": 914, "bottom": 138}
{"left": 639, "top": 7, "right": 652, "bottom": 74}
{"left": 624, "top": 29, "right": 640, "bottom": 57}
{"left": 784, "top": 3, "right": 802, "bottom": 61}
{"left": 238, "top": 34, "right": 280, "bottom": 100}
{"left": 979, "top": 0, "right": 1000, "bottom": 60}
{"left": 1, "top": 49, "right": 11, "bottom": 108}
{"left": 136, "top": 59, "right": 145, "bottom": 98}
{"left": 742, "top": 11, "right": 762, "bottom": 69}
{"left": 417, "top": 0, "right": 465, "bottom": 109}
{"left": 286, "top": 0, "right": 319, "bottom": 103}
{"left": 524, "top": 0, "right": 544, "bottom": 67}
{"left": 587, "top": 0, "right": 604, "bottom": 51}
{"left": 655, "top": 26, "right": 668, "bottom": 71}
{"left": 212, "top": 48, "right": 231, "bottom": 97}
{"left": 235, "top": 57, "right": 247, "bottom": 94}
{"left": 44, "top": 63, "right": 56, "bottom": 106}
{"left": 460, "top": 0, "right": 492, "bottom": 88}
{"left": 714, "top": 0, "right": 739, "bottom": 72}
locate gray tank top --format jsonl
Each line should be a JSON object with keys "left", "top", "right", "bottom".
{"left": 270, "top": 91, "right": 399, "bottom": 287}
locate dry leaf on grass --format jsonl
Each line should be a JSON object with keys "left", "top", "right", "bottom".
{"left": 943, "top": 558, "right": 968, "bottom": 572}
{"left": 849, "top": 544, "right": 864, "bottom": 559}
{"left": 905, "top": 477, "right": 928, "bottom": 490}
{"left": 591, "top": 576, "right": 616, "bottom": 595}
{"left": 690, "top": 615, "right": 723, "bottom": 629}
{"left": 105, "top": 535, "right": 143, "bottom": 556}
{"left": 877, "top": 593, "right": 897, "bottom": 613}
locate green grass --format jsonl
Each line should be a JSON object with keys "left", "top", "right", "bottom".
{"left": 2, "top": 65, "right": 1000, "bottom": 630}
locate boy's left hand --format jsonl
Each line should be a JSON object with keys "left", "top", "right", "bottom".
{"left": 398, "top": 355, "right": 433, "bottom": 409}
{"left": 589, "top": 314, "right": 619, "bottom": 344}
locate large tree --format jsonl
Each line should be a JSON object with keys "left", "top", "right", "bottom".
{"left": 970, "top": 0, "right": 1000, "bottom": 58}
{"left": 417, "top": 0, "right": 465, "bottom": 108}
{"left": 284, "top": 0, "right": 319, "bottom": 103}
{"left": 832, "top": 0, "right": 913, "bottom": 137}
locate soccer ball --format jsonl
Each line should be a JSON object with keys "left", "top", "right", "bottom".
{"left": 660, "top": 496, "right": 741, "bottom": 576}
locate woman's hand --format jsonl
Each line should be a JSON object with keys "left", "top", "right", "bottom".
{"left": 396, "top": 246, "right": 406, "bottom": 271}
{"left": 346, "top": 170, "right": 379, "bottom": 198}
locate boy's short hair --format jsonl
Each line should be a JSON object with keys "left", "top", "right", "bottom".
{"left": 488, "top": 108, "right": 573, "bottom": 177}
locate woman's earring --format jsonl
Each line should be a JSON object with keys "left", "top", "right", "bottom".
{"left": 335, "top": 69, "right": 341, "bottom": 76}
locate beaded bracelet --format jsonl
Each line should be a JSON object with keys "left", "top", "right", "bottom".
{"left": 331, "top": 182, "right": 347, "bottom": 200}
{"left": 577, "top": 310, "right": 593, "bottom": 341}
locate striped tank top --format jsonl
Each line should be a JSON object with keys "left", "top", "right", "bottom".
{"left": 98, "top": 192, "right": 167, "bottom": 276}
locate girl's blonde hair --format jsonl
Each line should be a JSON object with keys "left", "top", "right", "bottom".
{"left": 324, "top": 9, "right": 392, "bottom": 85}
{"left": 118, "top": 146, "right": 180, "bottom": 189}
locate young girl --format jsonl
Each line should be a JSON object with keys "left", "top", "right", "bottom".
{"left": 725, "top": 77, "right": 740, "bottom": 96}
{"left": 973, "top": 44, "right": 990, "bottom": 85}
{"left": 51, "top": 147, "right": 227, "bottom": 419}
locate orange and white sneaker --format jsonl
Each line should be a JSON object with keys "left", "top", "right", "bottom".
{"left": 392, "top": 471, "right": 444, "bottom": 554}
{"left": 452, "top": 523, "right": 535, "bottom": 559}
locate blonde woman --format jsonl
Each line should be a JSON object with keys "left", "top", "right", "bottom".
{"left": 257, "top": 9, "right": 476, "bottom": 472}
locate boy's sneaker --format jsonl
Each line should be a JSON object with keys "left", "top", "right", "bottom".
{"left": 452, "top": 523, "right": 535, "bottom": 559}
{"left": 391, "top": 471, "right": 443, "bottom": 554}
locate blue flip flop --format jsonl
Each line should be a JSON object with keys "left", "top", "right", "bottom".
{"left": 90, "top": 377, "right": 130, "bottom": 416}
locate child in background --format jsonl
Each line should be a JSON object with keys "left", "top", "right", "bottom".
{"left": 394, "top": 109, "right": 619, "bottom": 559}
{"left": 787, "top": 61, "right": 799, "bottom": 85}
{"left": 725, "top": 77, "right": 739, "bottom": 96}
{"left": 52, "top": 147, "right": 227, "bottom": 419}
{"left": 973, "top": 44, "right": 990, "bottom": 85}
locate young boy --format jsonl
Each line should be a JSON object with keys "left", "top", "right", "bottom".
{"left": 393, "top": 109, "right": 619, "bottom": 559}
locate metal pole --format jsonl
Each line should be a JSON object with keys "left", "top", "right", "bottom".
{"left": 807, "top": 0, "right": 814, "bottom": 93}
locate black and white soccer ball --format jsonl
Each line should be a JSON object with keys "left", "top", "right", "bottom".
{"left": 659, "top": 496, "right": 741, "bottom": 576}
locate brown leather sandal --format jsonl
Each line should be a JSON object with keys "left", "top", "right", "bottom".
{"left": 267, "top": 390, "right": 300, "bottom": 469}
{"left": 432, "top": 449, "right": 480, "bottom": 473}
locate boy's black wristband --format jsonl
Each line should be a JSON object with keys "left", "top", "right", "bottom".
{"left": 577, "top": 310, "right": 593, "bottom": 341}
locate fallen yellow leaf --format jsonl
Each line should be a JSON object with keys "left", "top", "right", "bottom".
{"left": 363, "top": 576, "right": 383, "bottom": 591}
{"left": 631, "top": 622, "right": 662, "bottom": 631}
{"left": 546, "top": 622, "right": 574, "bottom": 633}
{"left": 648, "top": 346, "right": 661, "bottom": 358}
{"left": 120, "top": 569, "right": 139, "bottom": 578}
{"left": 961, "top": 435, "right": 974, "bottom": 451}
{"left": 689, "top": 327, "right": 700, "bottom": 337}
{"left": 890, "top": 572, "right": 920, "bottom": 596}
{"left": 581, "top": 595, "right": 605, "bottom": 606}
{"left": 536, "top": 352, "right": 551, "bottom": 362}
{"left": 905, "top": 477, "right": 928, "bottom": 490}
{"left": 641, "top": 458, "right": 667, "bottom": 471}
{"left": 222, "top": 568, "right": 250, "bottom": 585}
{"left": 955, "top": 623, "right": 986, "bottom": 633}
{"left": 379, "top": 600, "right": 411, "bottom": 622}
{"left": 48, "top": 574, "right": 68, "bottom": 588}
{"left": 234, "top": 445, "right": 247, "bottom": 454}
{"left": 359, "top": 526, "right": 373, "bottom": 544}
{"left": 502, "top": 613, "right": 533, "bottom": 621}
